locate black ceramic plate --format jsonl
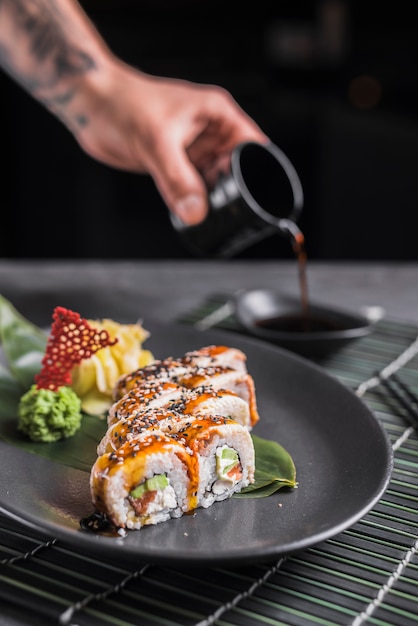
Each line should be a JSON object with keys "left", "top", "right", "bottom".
{"left": 0, "top": 322, "right": 392, "bottom": 567}
{"left": 235, "top": 289, "right": 375, "bottom": 357}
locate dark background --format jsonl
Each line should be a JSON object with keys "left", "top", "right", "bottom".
{"left": 2, "top": 0, "right": 418, "bottom": 260}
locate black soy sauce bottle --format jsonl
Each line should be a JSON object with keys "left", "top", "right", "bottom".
{"left": 170, "top": 141, "right": 304, "bottom": 258}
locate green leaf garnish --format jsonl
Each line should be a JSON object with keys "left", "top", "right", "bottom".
{"left": 0, "top": 293, "right": 47, "bottom": 389}
{"left": 0, "top": 363, "right": 24, "bottom": 418}
{"left": 0, "top": 293, "right": 297, "bottom": 496}
{"left": 234, "top": 434, "right": 297, "bottom": 497}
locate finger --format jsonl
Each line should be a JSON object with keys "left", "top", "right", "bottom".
{"left": 149, "top": 144, "right": 209, "bottom": 225}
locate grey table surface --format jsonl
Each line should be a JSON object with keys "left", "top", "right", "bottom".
{"left": 0, "top": 257, "right": 418, "bottom": 626}
{"left": 0, "top": 258, "right": 417, "bottom": 326}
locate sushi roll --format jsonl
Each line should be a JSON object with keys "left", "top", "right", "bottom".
{"left": 108, "top": 380, "right": 187, "bottom": 427}
{"left": 113, "top": 345, "right": 249, "bottom": 400}
{"left": 178, "top": 365, "right": 260, "bottom": 428}
{"left": 167, "top": 385, "right": 252, "bottom": 430}
{"left": 91, "top": 416, "right": 255, "bottom": 530}
{"left": 90, "top": 430, "right": 198, "bottom": 529}
{"left": 173, "top": 415, "right": 255, "bottom": 508}
{"left": 180, "top": 345, "right": 248, "bottom": 373}
{"left": 98, "top": 382, "right": 253, "bottom": 455}
{"left": 113, "top": 358, "right": 189, "bottom": 399}
{"left": 97, "top": 408, "right": 196, "bottom": 456}
{"left": 112, "top": 359, "right": 259, "bottom": 427}
{"left": 90, "top": 344, "right": 259, "bottom": 531}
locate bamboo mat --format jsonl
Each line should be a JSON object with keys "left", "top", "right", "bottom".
{"left": 1, "top": 297, "right": 418, "bottom": 626}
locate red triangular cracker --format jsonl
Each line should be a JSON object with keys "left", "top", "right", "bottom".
{"left": 35, "top": 306, "right": 118, "bottom": 391}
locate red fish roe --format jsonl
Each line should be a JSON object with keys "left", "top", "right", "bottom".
{"left": 35, "top": 306, "right": 118, "bottom": 391}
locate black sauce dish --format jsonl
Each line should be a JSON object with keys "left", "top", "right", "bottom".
{"left": 234, "top": 289, "right": 377, "bottom": 358}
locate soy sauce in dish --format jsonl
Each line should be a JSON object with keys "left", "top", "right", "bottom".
{"left": 256, "top": 313, "right": 342, "bottom": 334}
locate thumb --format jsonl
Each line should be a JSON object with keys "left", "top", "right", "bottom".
{"left": 150, "top": 146, "right": 209, "bottom": 225}
{"left": 172, "top": 193, "right": 208, "bottom": 225}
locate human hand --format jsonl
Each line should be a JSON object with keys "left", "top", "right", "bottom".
{"left": 74, "top": 61, "right": 268, "bottom": 225}
{"left": 0, "top": 0, "right": 267, "bottom": 226}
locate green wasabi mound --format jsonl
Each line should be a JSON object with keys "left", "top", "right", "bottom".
{"left": 18, "top": 384, "right": 82, "bottom": 442}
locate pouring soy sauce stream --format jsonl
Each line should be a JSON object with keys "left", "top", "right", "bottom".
{"left": 255, "top": 219, "right": 342, "bottom": 335}
{"left": 278, "top": 219, "right": 310, "bottom": 330}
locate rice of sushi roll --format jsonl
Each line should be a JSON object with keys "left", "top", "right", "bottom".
{"left": 90, "top": 430, "right": 198, "bottom": 529}
{"left": 173, "top": 415, "right": 255, "bottom": 508}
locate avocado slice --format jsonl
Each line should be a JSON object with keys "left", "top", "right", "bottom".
{"left": 130, "top": 474, "right": 169, "bottom": 499}
{"left": 216, "top": 446, "right": 239, "bottom": 478}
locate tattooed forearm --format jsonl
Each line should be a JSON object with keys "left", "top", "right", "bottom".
{"left": 0, "top": 0, "right": 97, "bottom": 129}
